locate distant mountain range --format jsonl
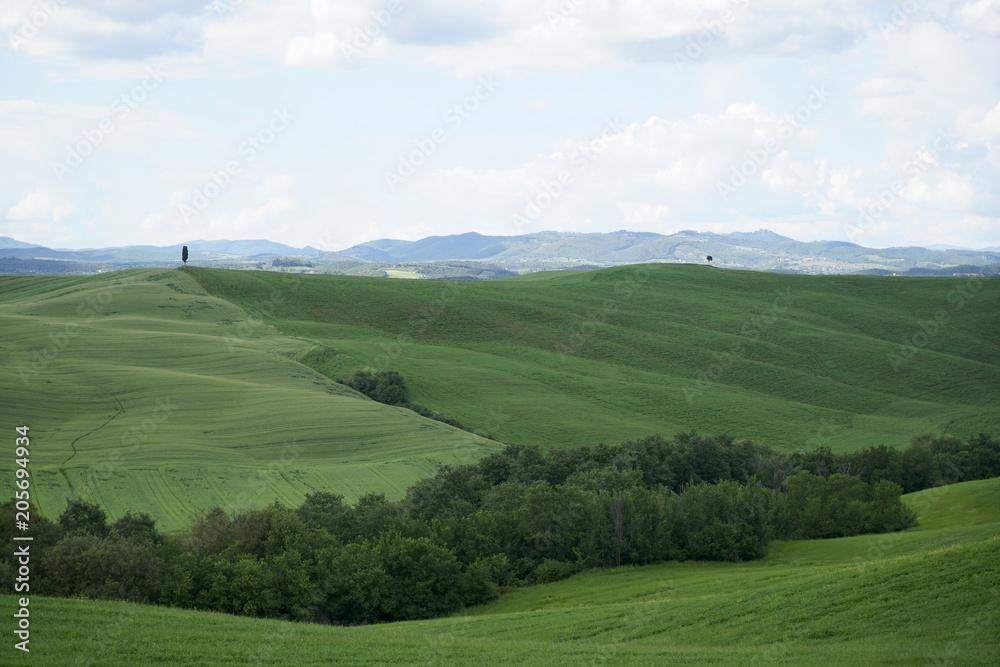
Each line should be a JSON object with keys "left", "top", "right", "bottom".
{"left": 0, "top": 237, "right": 321, "bottom": 257}
{"left": 338, "top": 230, "right": 1000, "bottom": 274}
{"left": 0, "top": 237, "right": 43, "bottom": 250}
{"left": 2, "top": 230, "right": 998, "bottom": 277}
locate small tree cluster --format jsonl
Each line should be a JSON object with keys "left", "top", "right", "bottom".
{"left": 342, "top": 369, "right": 468, "bottom": 429}
{"left": 344, "top": 369, "right": 407, "bottom": 405}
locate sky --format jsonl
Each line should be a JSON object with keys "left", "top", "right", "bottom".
{"left": 1, "top": 0, "right": 998, "bottom": 253}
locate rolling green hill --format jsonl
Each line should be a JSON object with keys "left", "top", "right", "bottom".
{"left": 192, "top": 264, "right": 999, "bottom": 451}
{"left": 8, "top": 476, "right": 998, "bottom": 665}
{"left": 1, "top": 265, "right": 996, "bottom": 531}
{"left": 0, "top": 269, "right": 496, "bottom": 531}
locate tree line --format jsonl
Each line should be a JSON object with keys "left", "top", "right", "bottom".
{"left": 2, "top": 430, "right": 997, "bottom": 626}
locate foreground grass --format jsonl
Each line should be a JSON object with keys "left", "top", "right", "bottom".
{"left": 5, "top": 478, "right": 998, "bottom": 665}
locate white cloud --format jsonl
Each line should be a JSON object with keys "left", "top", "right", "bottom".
{"left": 2, "top": 0, "right": 878, "bottom": 77}
{"left": 955, "top": 0, "right": 1000, "bottom": 36}
{"left": 7, "top": 186, "right": 74, "bottom": 222}
{"left": 419, "top": 101, "right": 828, "bottom": 225}
{"left": 853, "top": 74, "right": 918, "bottom": 99}
{"left": 618, "top": 202, "right": 672, "bottom": 225}
{"left": 903, "top": 171, "right": 975, "bottom": 210}
{"left": 958, "top": 102, "right": 1000, "bottom": 145}
{"left": 4, "top": 1, "right": 204, "bottom": 62}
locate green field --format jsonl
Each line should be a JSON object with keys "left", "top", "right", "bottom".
{"left": 193, "top": 264, "right": 999, "bottom": 450}
{"left": 1, "top": 265, "right": 996, "bottom": 530}
{"left": 7, "top": 476, "right": 997, "bottom": 665}
{"left": 0, "top": 270, "right": 496, "bottom": 531}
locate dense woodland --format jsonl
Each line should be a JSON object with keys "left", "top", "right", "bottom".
{"left": 4, "top": 430, "right": 998, "bottom": 626}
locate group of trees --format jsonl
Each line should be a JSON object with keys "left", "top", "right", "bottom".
{"left": 343, "top": 369, "right": 408, "bottom": 405}
{"left": 3, "top": 430, "right": 996, "bottom": 626}
{"left": 342, "top": 369, "right": 468, "bottom": 429}
{"left": 750, "top": 431, "right": 1000, "bottom": 493}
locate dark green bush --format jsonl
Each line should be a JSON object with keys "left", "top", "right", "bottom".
{"left": 345, "top": 369, "right": 407, "bottom": 405}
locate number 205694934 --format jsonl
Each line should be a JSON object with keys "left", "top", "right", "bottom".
{"left": 13, "top": 425, "right": 32, "bottom": 654}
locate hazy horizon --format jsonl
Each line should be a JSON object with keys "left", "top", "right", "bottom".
{"left": 3, "top": 227, "right": 999, "bottom": 255}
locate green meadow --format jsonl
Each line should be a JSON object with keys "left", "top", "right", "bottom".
{"left": 0, "top": 264, "right": 996, "bottom": 530}
{"left": 0, "top": 269, "right": 495, "bottom": 531}
{"left": 194, "top": 264, "right": 998, "bottom": 450}
{"left": 2, "top": 264, "right": 997, "bottom": 664}
{"left": 7, "top": 476, "right": 997, "bottom": 665}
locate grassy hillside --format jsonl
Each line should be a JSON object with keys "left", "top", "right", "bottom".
{"left": 8, "top": 477, "right": 997, "bottom": 665}
{"left": 0, "top": 269, "right": 495, "bottom": 531}
{"left": 191, "top": 264, "right": 999, "bottom": 451}
{"left": 2, "top": 264, "right": 996, "bottom": 530}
